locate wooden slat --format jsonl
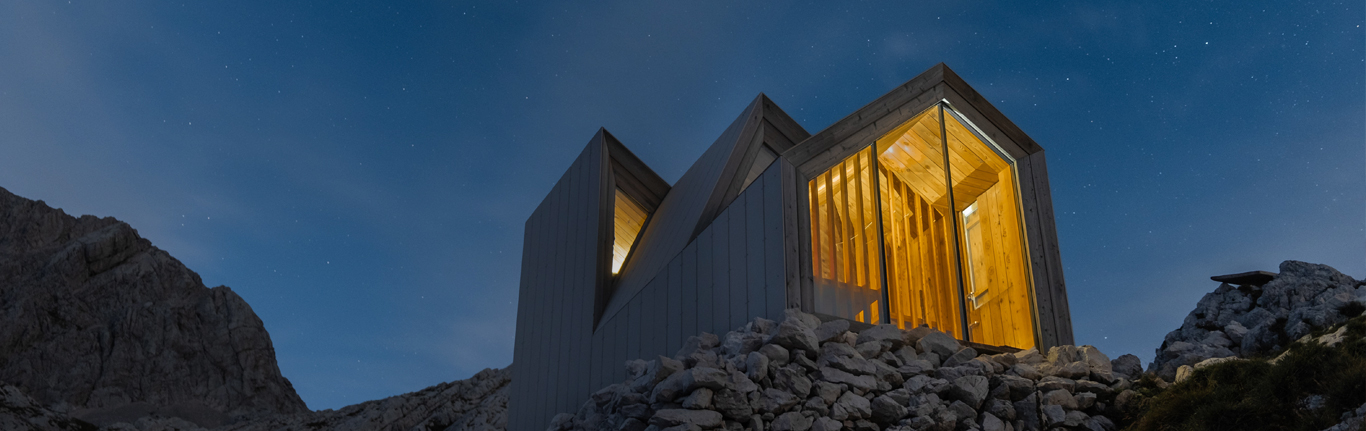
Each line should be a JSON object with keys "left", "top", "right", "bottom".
{"left": 728, "top": 197, "right": 749, "bottom": 330}
{"left": 746, "top": 176, "right": 767, "bottom": 322}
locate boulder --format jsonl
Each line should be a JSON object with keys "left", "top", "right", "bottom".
{"left": 649, "top": 409, "right": 723, "bottom": 429}
{"left": 855, "top": 325, "right": 905, "bottom": 350}
{"left": 869, "top": 395, "right": 906, "bottom": 424}
{"left": 771, "top": 320, "right": 821, "bottom": 355}
{"left": 916, "top": 331, "right": 961, "bottom": 358}
{"left": 769, "top": 412, "right": 812, "bottom": 431}
{"left": 947, "top": 376, "right": 989, "bottom": 409}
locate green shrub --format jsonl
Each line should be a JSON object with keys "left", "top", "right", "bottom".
{"left": 1125, "top": 318, "right": 1366, "bottom": 431}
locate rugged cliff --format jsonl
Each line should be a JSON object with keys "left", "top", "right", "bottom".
{"left": 0, "top": 187, "right": 307, "bottom": 427}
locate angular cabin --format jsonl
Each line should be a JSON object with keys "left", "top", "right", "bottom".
{"left": 507, "top": 63, "right": 1072, "bottom": 431}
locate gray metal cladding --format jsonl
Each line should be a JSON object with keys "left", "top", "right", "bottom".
{"left": 509, "top": 153, "right": 791, "bottom": 431}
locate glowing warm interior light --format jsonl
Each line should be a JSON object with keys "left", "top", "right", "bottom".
{"left": 808, "top": 146, "right": 883, "bottom": 325}
{"left": 808, "top": 105, "right": 1036, "bottom": 349}
{"left": 612, "top": 189, "right": 647, "bottom": 275}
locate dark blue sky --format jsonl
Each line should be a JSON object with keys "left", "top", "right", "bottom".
{"left": 1, "top": 1, "right": 1361, "bottom": 411}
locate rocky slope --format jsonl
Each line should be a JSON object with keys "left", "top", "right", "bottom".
{"left": 216, "top": 366, "right": 509, "bottom": 431}
{"left": 1149, "top": 260, "right": 1365, "bottom": 381}
{"left": 0, "top": 187, "right": 307, "bottom": 427}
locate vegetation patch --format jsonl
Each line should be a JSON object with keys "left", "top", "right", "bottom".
{"left": 1124, "top": 317, "right": 1366, "bottom": 431}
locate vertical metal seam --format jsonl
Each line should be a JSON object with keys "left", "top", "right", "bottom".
{"left": 940, "top": 102, "right": 972, "bottom": 341}
{"left": 871, "top": 145, "right": 893, "bottom": 325}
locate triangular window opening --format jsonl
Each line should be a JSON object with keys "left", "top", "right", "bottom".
{"left": 739, "top": 144, "right": 779, "bottom": 194}
{"left": 612, "top": 188, "right": 648, "bottom": 275}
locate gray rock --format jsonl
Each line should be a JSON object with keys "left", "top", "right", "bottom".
{"left": 817, "top": 368, "right": 876, "bottom": 393}
{"left": 869, "top": 395, "right": 906, "bottom": 424}
{"left": 650, "top": 409, "right": 724, "bottom": 428}
{"left": 220, "top": 367, "right": 512, "bottom": 431}
{"left": 772, "top": 366, "right": 813, "bottom": 399}
{"left": 1041, "top": 404, "right": 1065, "bottom": 427}
{"left": 992, "top": 374, "right": 1036, "bottom": 402}
{"left": 834, "top": 392, "right": 871, "bottom": 420}
{"left": 760, "top": 344, "right": 791, "bottom": 368}
{"left": 770, "top": 411, "right": 813, "bottom": 431}
{"left": 758, "top": 388, "right": 800, "bottom": 414}
{"left": 661, "top": 423, "right": 702, "bottom": 431}
{"left": 1040, "top": 390, "right": 1077, "bottom": 410}
{"left": 681, "top": 388, "right": 714, "bottom": 410}
{"left": 893, "top": 346, "right": 919, "bottom": 364}
{"left": 1040, "top": 361, "right": 1089, "bottom": 379}
{"left": 915, "top": 331, "right": 961, "bottom": 358}
{"left": 803, "top": 397, "right": 829, "bottom": 416}
{"left": 1109, "top": 355, "right": 1142, "bottom": 381}
{"left": 814, "top": 320, "right": 851, "bottom": 343}
{"left": 979, "top": 412, "right": 1005, "bottom": 431}
{"left": 854, "top": 342, "right": 883, "bottom": 360}
{"left": 785, "top": 310, "right": 823, "bottom": 331}
{"left": 747, "top": 352, "right": 771, "bottom": 382}
{"left": 941, "top": 347, "right": 979, "bottom": 368}
{"left": 984, "top": 398, "right": 1015, "bottom": 421}
{"left": 855, "top": 325, "right": 906, "bottom": 350}
{"left": 723, "top": 332, "right": 767, "bottom": 358}
{"left": 1076, "top": 392, "right": 1097, "bottom": 410}
{"left": 1063, "top": 410, "right": 1089, "bottom": 427}
{"left": 711, "top": 389, "right": 752, "bottom": 420}
{"left": 1035, "top": 377, "right": 1074, "bottom": 393}
{"left": 1009, "top": 364, "right": 1042, "bottom": 380}
{"left": 752, "top": 318, "right": 778, "bottom": 335}
{"left": 0, "top": 384, "right": 89, "bottom": 431}
{"left": 1085, "top": 415, "right": 1116, "bottom": 431}
{"left": 1074, "top": 380, "right": 1108, "bottom": 394}
{"left": 948, "top": 376, "right": 989, "bottom": 409}
{"left": 0, "top": 188, "right": 308, "bottom": 427}
{"left": 635, "top": 356, "right": 686, "bottom": 393}
{"left": 947, "top": 400, "right": 976, "bottom": 427}
{"left": 811, "top": 416, "right": 841, "bottom": 431}
{"left": 1013, "top": 392, "right": 1040, "bottom": 431}
{"left": 771, "top": 320, "right": 821, "bottom": 355}
{"left": 653, "top": 367, "right": 730, "bottom": 403}
{"left": 814, "top": 382, "right": 841, "bottom": 405}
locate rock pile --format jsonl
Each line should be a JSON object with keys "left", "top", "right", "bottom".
{"left": 1149, "top": 261, "right": 1365, "bottom": 380}
{"left": 0, "top": 187, "right": 307, "bottom": 427}
{"left": 549, "top": 310, "right": 1140, "bottom": 431}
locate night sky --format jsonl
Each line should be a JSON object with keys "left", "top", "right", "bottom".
{"left": 1, "top": 1, "right": 1361, "bottom": 411}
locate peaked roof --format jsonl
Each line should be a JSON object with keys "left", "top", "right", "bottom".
{"left": 600, "top": 94, "right": 808, "bottom": 322}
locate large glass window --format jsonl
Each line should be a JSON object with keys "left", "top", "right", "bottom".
{"left": 808, "top": 104, "right": 1036, "bottom": 349}
{"left": 809, "top": 146, "right": 883, "bottom": 324}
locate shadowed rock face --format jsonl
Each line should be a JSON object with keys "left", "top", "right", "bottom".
{"left": 0, "top": 187, "right": 307, "bottom": 427}
{"left": 1149, "top": 260, "right": 1365, "bottom": 381}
